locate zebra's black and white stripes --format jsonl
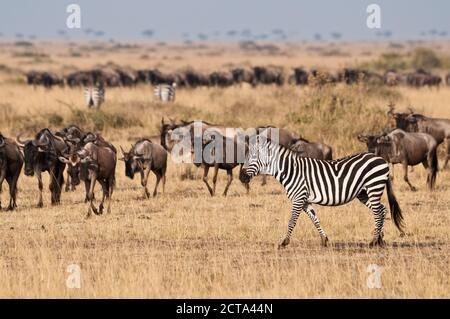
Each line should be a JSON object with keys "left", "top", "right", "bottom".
{"left": 239, "top": 138, "right": 404, "bottom": 248}
{"left": 154, "top": 82, "right": 176, "bottom": 102}
{"left": 84, "top": 85, "right": 105, "bottom": 108}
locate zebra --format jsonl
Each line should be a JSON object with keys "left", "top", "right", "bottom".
{"left": 154, "top": 82, "right": 176, "bottom": 102}
{"left": 239, "top": 137, "right": 405, "bottom": 248}
{"left": 84, "top": 85, "right": 105, "bottom": 108}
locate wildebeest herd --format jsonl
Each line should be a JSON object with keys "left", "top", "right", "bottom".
{"left": 25, "top": 66, "right": 450, "bottom": 88}
{"left": 1, "top": 105, "right": 449, "bottom": 246}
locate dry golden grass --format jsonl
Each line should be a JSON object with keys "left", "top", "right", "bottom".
{"left": 0, "top": 41, "right": 449, "bottom": 298}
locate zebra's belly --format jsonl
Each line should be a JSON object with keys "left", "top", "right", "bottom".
{"left": 307, "top": 190, "right": 359, "bottom": 206}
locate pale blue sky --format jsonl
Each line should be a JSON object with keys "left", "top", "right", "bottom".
{"left": 0, "top": 0, "right": 449, "bottom": 41}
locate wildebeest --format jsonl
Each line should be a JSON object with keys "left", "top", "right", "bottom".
{"left": 231, "top": 68, "right": 254, "bottom": 85}
{"left": 252, "top": 66, "right": 284, "bottom": 86}
{"left": 288, "top": 137, "right": 333, "bottom": 160}
{"left": 406, "top": 69, "right": 441, "bottom": 88}
{"left": 446, "top": 72, "right": 450, "bottom": 86}
{"left": 16, "top": 129, "right": 67, "bottom": 207}
{"left": 120, "top": 139, "right": 167, "bottom": 198}
{"left": 388, "top": 105, "right": 450, "bottom": 168}
{"left": 60, "top": 142, "right": 116, "bottom": 217}
{"left": 288, "top": 68, "right": 309, "bottom": 85}
{"left": 61, "top": 130, "right": 117, "bottom": 191}
{"left": 161, "top": 119, "right": 250, "bottom": 195}
{"left": 0, "top": 134, "right": 23, "bottom": 210}
{"left": 26, "top": 71, "right": 64, "bottom": 88}
{"left": 358, "top": 129, "right": 438, "bottom": 191}
{"left": 209, "top": 71, "right": 233, "bottom": 87}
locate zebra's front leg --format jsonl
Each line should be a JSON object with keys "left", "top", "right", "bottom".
{"left": 304, "top": 204, "right": 329, "bottom": 247}
{"left": 279, "top": 199, "right": 305, "bottom": 249}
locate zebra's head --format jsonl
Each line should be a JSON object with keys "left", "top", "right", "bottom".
{"left": 239, "top": 136, "right": 272, "bottom": 183}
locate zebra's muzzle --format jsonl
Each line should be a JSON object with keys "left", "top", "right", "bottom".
{"left": 239, "top": 170, "right": 251, "bottom": 183}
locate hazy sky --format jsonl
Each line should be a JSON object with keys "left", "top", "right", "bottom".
{"left": 1, "top": 0, "right": 449, "bottom": 41}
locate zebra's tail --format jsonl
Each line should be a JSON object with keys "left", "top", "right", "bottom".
{"left": 386, "top": 177, "right": 405, "bottom": 235}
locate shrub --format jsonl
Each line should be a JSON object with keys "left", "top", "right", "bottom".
{"left": 411, "top": 48, "right": 441, "bottom": 69}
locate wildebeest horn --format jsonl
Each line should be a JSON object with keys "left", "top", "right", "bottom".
{"left": 387, "top": 103, "right": 395, "bottom": 115}
{"left": 120, "top": 146, "right": 126, "bottom": 155}
{"left": 161, "top": 117, "right": 165, "bottom": 125}
{"left": 15, "top": 133, "right": 29, "bottom": 147}
{"left": 33, "top": 135, "right": 50, "bottom": 147}
{"left": 407, "top": 107, "right": 414, "bottom": 114}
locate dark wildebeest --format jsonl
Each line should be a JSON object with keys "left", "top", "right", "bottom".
{"left": 16, "top": 129, "right": 67, "bottom": 207}
{"left": 120, "top": 139, "right": 167, "bottom": 198}
{"left": 191, "top": 128, "right": 249, "bottom": 196}
{"left": 0, "top": 134, "right": 23, "bottom": 210}
{"left": 60, "top": 142, "right": 116, "bottom": 217}
{"left": 162, "top": 119, "right": 250, "bottom": 195}
{"left": 288, "top": 68, "right": 309, "bottom": 85}
{"left": 62, "top": 130, "right": 117, "bottom": 192}
{"left": 288, "top": 137, "right": 333, "bottom": 160}
{"left": 358, "top": 129, "right": 438, "bottom": 191}
{"left": 388, "top": 105, "right": 450, "bottom": 168}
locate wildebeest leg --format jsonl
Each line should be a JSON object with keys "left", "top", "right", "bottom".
{"left": 161, "top": 167, "right": 166, "bottom": 193}
{"left": 36, "top": 171, "right": 44, "bottom": 208}
{"left": 7, "top": 175, "right": 18, "bottom": 210}
{"left": 152, "top": 171, "right": 162, "bottom": 197}
{"left": 444, "top": 138, "right": 450, "bottom": 169}
{"left": 202, "top": 166, "right": 214, "bottom": 196}
{"left": 98, "top": 179, "right": 108, "bottom": 215}
{"left": 84, "top": 179, "right": 90, "bottom": 203}
{"left": 0, "top": 169, "right": 5, "bottom": 210}
{"left": 141, "top": 168, "right": 151, "bottom": 198}
{"left": 87, "top": 176, "right": 98, "bottom": 216}
{"left": 402, "top": 162, "right": 416, "bottom": 191}
{"left": 422, "top": 160, "right": 431, "bottom": 190}
{"left": 303, "top": 204, "right": 328, "bottom": 246}
{"left": 261, "top": 174, "right": 267, "bottom": 186}
{"left": 107, "top": 176, "right": 113, "bottom": 214}
{"left": 211, "top": 164, "right": 219, "bottom": 196}
{"left": 389, "top": 163, "right": 395, "bottom": 181}
{"left": 65, "top": 170, "right": 71, "bottom": 192}
{"left": 49, "top": 166, "right": 63, "bottom": 205}
{"left": 222, "top": 169, "right": 233, "bottom": 196}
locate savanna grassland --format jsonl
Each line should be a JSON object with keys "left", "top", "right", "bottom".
{"left": 0, "top": 40, "right": 449, "bottom": 298}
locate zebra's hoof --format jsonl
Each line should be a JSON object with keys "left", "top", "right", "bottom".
{"left": 278, "top": 238, "right": 290, "bottom": 249}
{"left": 37, "top": 202, "right": 43, "bottom": 208}
{"left": 369, "top": 238, "right": 386, "bottom": 248}
{"left": 321, "top": 237, "right": 329, "bottom": 247}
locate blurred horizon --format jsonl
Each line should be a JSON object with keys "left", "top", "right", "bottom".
{"left": 0, "top": 0, "right": 449, "bottom": 42}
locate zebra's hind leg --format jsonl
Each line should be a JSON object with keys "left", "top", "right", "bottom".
{"left": 357, "top": 188, "right": 386, "bottom": 247}
{"left": 303, "top": 204, "right": 329, "bottom": 247}
{"left": 279, "top": 199, "right": 305, "bottom": 249}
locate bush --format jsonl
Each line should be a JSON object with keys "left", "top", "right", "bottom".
{"left": 411, "top": 48, "right": 441, "bottom": 69}
{"left": 69, "top": 109, "right": 142, "bottom": 131}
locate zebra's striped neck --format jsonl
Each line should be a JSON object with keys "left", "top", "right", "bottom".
{"left": 264, "top": 141, "right": 302, "bottom": 182}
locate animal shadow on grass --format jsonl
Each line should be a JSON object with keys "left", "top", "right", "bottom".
{"left": 329, "top": 240, "right": 446, "bottom": 250}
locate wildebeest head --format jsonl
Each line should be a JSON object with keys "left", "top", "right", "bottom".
{"left": 357, "top": 134, "right": 380, "bottom": 153}
{"left": 59, "top": 153, "right": 83, "bottom": 186}
{"left": 387, "top": 104, "right": 416, "bottom": 131}
{"left": 0, "top": 134, "right": 5, "bottom": 148}
{"left": 16, "top": 134, "right": 50, "bottom": 176}
{"left": 119, "top": 146, "right": 144, "bottom": 179}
